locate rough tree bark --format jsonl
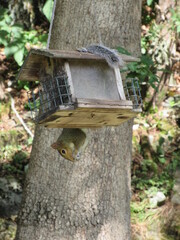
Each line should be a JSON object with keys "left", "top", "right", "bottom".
{"left": 16, "top": 1, "right": 142, "bottom": 239}
{"left": 9, "top": 0, "right": 47, "bottom": 28}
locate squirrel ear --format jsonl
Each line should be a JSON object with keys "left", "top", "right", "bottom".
{"left": 51, "top": 142, "right": 59, "bottom": 149}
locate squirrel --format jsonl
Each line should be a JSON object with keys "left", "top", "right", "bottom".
{"left": 51, "top": 128, "right": 88, "bottom": 162}
{"left": 77, "top": 44, "right": 125, "bottom": 68}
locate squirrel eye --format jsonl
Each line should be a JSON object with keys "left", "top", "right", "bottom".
{"left": 61, "top": 149, "right": 66, "bottom": 155}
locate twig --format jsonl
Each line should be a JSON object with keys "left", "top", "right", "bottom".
{"left": 10, "top": 95, "right": 34, "bottom": 138}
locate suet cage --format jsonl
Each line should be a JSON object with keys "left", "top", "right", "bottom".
{"left": 28, "top": 71, "right": 73, "bottom": 122}
{"left": 124, "top": 78, "right": 143, "bottom": 109}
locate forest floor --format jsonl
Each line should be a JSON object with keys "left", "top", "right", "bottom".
{"left": 0, "top": 49, "right": 180, "bottom": 240}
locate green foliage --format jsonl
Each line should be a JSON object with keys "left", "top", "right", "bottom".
{"left": 0, "top": 145, "right": 16, "bottom": 161}
{"left": 132, "top": 111, "right": 179, "bottom": 197}
{"left": 24, "top": 98, "right": 40, "bottom": 111}
{"left": 169, "top": 97, "right": 180, "bottom": 108}
{"left": 0, "top": 218, "right": 16, "bottom": 240}
{"left": 142, "top": 159, "right": 158, "bottom": 174}
{"left": 12, "top": 151, "right": 28, "bottom": 172}
{"left": 147, "top": 0, "right": 153, "bottom": 6}
{"left": 121, "top": 54, "right": 159, "bottom": 89}
{"left": 0, "top": 6, "right": 48, "bottom": 66}
{"left": 170, "top": 8, "right": 180, "bottom": 33}
{"left": 27, "top": 137, "right": 33, "bottom": 145}
{"left": 124, "top": 11, "right": 176, "bottom": 92}
{"left": 13, "top": 151, "right": 27, "bottom": 164}
{"left": 156, "top": 137, "right": 166, "bottom": 164}
{"left": 142, "top": 22, "right": 170, "bottom": 65}
{"left": 146, "top": 0, "right": 158, "bottom": 7}
{"left": 116, "top": 46, "right": 131, "bottom": 56}
{"left": 132, "top": 138, "right": 180, "bottom": 195}
{"left": 131, "top": 199, "right": 155, "bottom": 223}
{"left": 1, "top": 150, "right": 29, "bottom": 176}
{"left": 142, "top": 0, "right": 158, "bottom": 25}
{"left": 131, "top": 200, "right": 148, "bottom": 222}
{"left": 118, "top": 40, "right": 162, "bottom": 89}
{"left": 17, "top": 79, "right": 39, "bottom": 91}
{"left": 16, "top": 80, "right": 30, "bottom": 90}
{"left": 148, "top": 105, "right": 158, "bottom": 114}
{"left": 43, "top": 0, "right": 54, "bottom": 22}
{"left": 2, "top": 164, "right": 18, "bottom": 174}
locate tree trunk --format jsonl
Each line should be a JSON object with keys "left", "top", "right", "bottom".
{"left": 16, "top": 1, "right": 142, "bottom": 239}
{"left": 146, "top": 0, "right": 178, "bottom": 110}
{"left": 9, "top": 0, "right": 47, "bottom": 29}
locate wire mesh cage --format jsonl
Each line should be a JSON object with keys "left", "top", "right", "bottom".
{"left": 28, "top": 71, "right": 73, "bottom": 122}
{"left": 124, "top": 78, "right": 142, "bottom": 109}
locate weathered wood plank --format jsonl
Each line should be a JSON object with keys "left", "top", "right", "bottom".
{"left": 18, "top": 48, "right": 140, "bottom": 81}
{"left": 113, "top": 67, "right": 126, "bottom": 100}
{"left": 44, "top": 123, "right": 102, "bottom": 128}
{"left": 77, "top": 104, "right": 132, "bottom": 110}
{"left": 76, "top": 98, "right": 132, "bottom": 107}
{"left": 76, "top": 108, "right": 136, "bottom": 114}
{"left": 64, "top": 61, "right": 76, "bottom": 101}
{"left": 29, "top": 48, "right": 140, "bottom": 61}
{"left": 76, "top": 98, "right": 132, "bottom": 105}
{"left": 38, "top": 105, "right": 138, "bottom": 128}
{"left": 40, "top": 117, "right": 133, "bottom": 128}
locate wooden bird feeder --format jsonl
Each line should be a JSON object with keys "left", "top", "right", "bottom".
{"left": 18, "top": 48, "right": 142, "bottom": 128}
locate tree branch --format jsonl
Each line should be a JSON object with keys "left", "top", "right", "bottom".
{"left": 10, "top": 95, "right": 34, "bottom": 139}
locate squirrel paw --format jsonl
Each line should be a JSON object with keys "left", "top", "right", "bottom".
{"left": 76, "top": 47, "right": 88, "bottom": 52}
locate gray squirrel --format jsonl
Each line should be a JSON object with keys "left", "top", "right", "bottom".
{"left": 51, "top": 129, "right": 88, "bottom": 162}
{"left": 77, "top": 44, "right": 125, "bottom": 68}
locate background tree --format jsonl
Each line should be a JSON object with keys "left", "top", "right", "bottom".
{"left": 15, "top": 1, "right": 142, "bottom": 239}
{"left": 141, "top": 0, "right": 179, "bottom": 109}
{"left": 8, "top": 0, "right": 48, "bottom": 28}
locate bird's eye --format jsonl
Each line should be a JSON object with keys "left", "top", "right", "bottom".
{"left": 61, "top": 149, "right": 66, "bottom": 155}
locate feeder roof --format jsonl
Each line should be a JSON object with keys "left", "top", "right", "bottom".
{"left": 18, "top": 48, "right": 140, "bottom": 81}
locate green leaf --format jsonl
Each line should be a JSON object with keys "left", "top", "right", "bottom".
{"left": 147, "top": 0, "right": 153, "bottom": 6}
{"left": 14, "top": 48, "right": 24, "bottom": 66}
{"left": 159, "top": 137, "right": 165, "bottom": 146}
{"left": 4, "top": 14, "right": 12, "bottom": 25}
{"left": 177, "top": 25, "right": 180, "bottom": 33}
{"left": 0, "top": 7, "right": 8, "bottom": 21}
{"left": 141, "top": 55, "right": 153, "bottom": 65}
{"left": 43, "top": 0, "right": 54, "bottom": 22}
{"left": 11, "top": 24, "right": 23, "bottom": 31}
{"left": 4, "top": 43, "right": 19, "bottom": 57}
{"left": 117, "top": 46, "right": 132, "bottom": 55}
{"left": 27, "top": 137, "right": 33, "bottom": 145}
{"left": 11, "top": 24, "right": 24, "bottom": 38}
{"left": 0, "top": 30, "right": 9, "bottom": 46}
{"left": 159, "top": 157, "right": 166, "bottom": 164}
{"left": 38, "top": 34, "right": 48, "bottom": 45}
{"left": 127, "top": 62, "right": 138, "bottom": 72}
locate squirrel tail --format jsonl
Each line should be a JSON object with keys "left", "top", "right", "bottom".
{"left": 78, "top": 45, "right": 125, "bottom": 68}
{"left": 103, "top": 48, "right": 125, "bottom": 68}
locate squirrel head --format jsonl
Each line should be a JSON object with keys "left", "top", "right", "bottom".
{"left": 51, "top": 140, "right": 80, "bottom": 162}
